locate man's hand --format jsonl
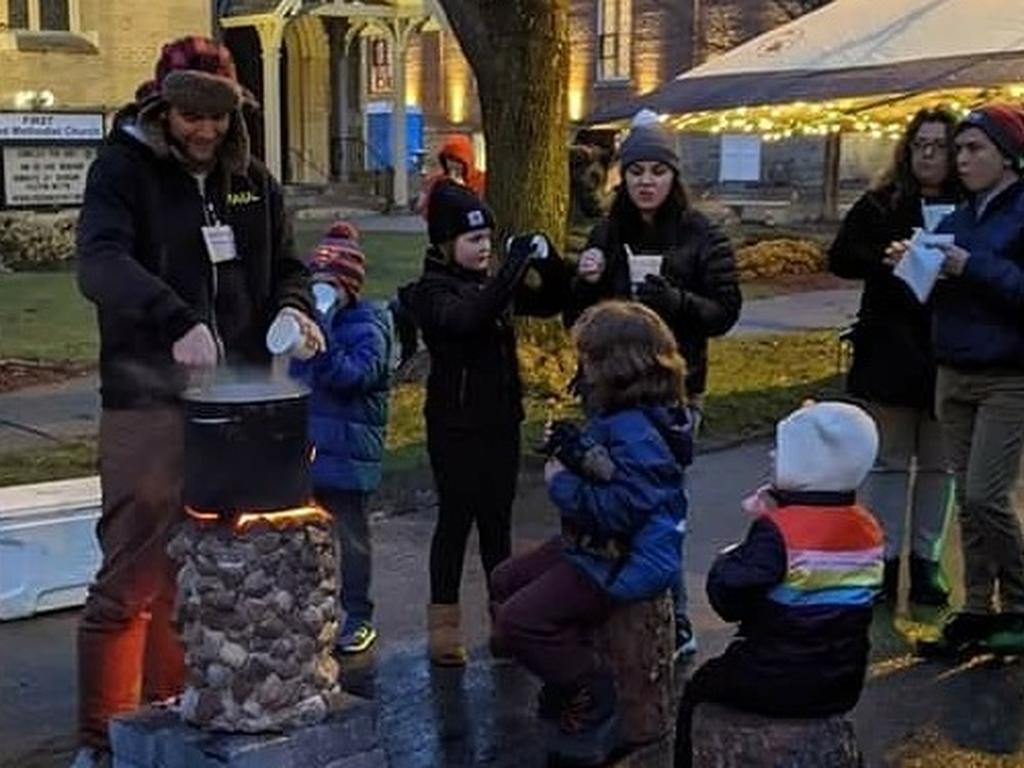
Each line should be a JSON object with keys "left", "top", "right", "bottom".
{"left": 577, "top": 247, "right": 605, "bottom": 285}
{"left": 173, "top": 323, "right": 218, "bottom": 367}
{"left": 278, "top": 306, "right": 326, "bottom": 356}
{"left": 939, "top": 244, "right": 971, "bottom": 277}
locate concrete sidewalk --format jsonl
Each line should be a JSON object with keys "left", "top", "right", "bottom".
{"left": 0, "top": 288, "right": 860, "bottom": 455}
{"left": 731, "top": 288, "right": 858, "bottom": 334}
{"left": 3, "top": 442, "right": 1022, "bottom": 767}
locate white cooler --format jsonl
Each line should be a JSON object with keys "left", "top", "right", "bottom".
{"left": 0, "top": 476, "right": 101, "bottom": 620}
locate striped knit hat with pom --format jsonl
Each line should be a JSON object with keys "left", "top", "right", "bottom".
{"left": 309, "top": 221, "right": 366, "bottom": 299}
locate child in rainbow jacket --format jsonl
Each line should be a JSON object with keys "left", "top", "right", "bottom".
{"left": 675, "top": 401, "right": 884, "bottom": 768}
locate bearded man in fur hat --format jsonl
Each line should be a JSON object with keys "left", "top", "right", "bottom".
{"left": 72, "top": 36, "right": 322, "bottom": 767}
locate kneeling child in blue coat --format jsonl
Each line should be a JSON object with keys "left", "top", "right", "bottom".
{"left": 491, "top": 301, "right": 693, "bottom": 765}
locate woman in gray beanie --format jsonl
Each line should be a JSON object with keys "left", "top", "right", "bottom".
{"left": 565, "top": 117, "right": 742, "bottom": 661}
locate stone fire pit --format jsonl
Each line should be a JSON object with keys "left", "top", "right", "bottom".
{"left": 168, "top": 509, "right": 343, "bottom": 733}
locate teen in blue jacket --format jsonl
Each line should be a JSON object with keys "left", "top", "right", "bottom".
{"left": 921, "top": 104, "right": 1024, "bottom": 656}
{"left": 291, "top": 222, "right": 392, "bottom": 655}
{"left": 491, "top": 301, "right": 692, "bottom": 766}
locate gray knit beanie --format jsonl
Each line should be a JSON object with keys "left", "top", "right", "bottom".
{"left": 618, "top": 123, "right": 681, "bottom": 176}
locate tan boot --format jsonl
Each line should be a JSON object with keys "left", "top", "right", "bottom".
{"left": 427, "top": 603, "right": 468, "bottom": 667}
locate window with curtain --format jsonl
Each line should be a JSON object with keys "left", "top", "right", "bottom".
{"left": 597, "top": 0, "right": 632, "bottom": 82}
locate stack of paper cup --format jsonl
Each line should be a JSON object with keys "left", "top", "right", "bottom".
{"left": 266, "top": 313, "right": 316, "bottom": 360}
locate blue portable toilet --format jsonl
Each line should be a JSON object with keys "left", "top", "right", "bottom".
{"left": 365, "top": 101, "right": 424, "bottom": 171}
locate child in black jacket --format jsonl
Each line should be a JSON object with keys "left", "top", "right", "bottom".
{"left": 399, "top": 180, "right": 558, "bottom": 666}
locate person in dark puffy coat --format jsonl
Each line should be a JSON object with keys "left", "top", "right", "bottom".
{"left": 399, "top": 180, "right": 558, "bottom": 667}
{"left": 674, "top": 402, "right": 883, "bottom": 768}
{"left": 492, "top": 301, "right": 692, "bottom": 766}
{"left": 291, "top": 222, "right": 392, "bottom": 656}
{"left": 566, "top": 117, "right": 742, "bottom": 659}
{"left": 829, "top": 107, "right": 959, "bottom": 608}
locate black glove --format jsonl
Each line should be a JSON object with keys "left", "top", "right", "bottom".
{"left": 506, "top": 233, "right": 553, "bottom": 262}
{"left": 636, "top": 274, "right": 683, "bottom": 319}
{"left": 539, "top": 420, "right": 615, "bottom": 482}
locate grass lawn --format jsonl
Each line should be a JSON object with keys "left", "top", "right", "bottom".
{"left": 0, "top": 231, "right": 427, "bottom": 365}
{"left": 292, "top": 227, "right": 427, "bottom": 302}
{"left": 0, "top": 245, "right": 844, "bottom": 367}
{"left": 0, "top": 328, "right": 842, "bottom": 487}
{"left": 0, "top": 269, "right": 98, "bottom": 364}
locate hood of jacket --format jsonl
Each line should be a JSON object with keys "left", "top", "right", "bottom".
{"left": 439, "top": 134, "right": 474, "bottom": 167}
{"left": 639, "top": 405, "right": 694, "bottom": 470}
{"left": 119, "top": 98, "right": 249, "bottom": 177}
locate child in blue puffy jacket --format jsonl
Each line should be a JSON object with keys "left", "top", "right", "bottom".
{"left": 291, "top": 222, "right": 393, "bottom": 655}
{"left": 491, "top": 300, "right": 692, "bottom": 765}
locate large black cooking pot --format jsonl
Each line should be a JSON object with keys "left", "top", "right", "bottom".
{"left": 182, "top": 375, "right": 312, "bottom": 515}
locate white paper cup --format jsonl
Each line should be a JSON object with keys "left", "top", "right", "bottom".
{"left": 628, "top": 254, "right": 664, "bottom": 293}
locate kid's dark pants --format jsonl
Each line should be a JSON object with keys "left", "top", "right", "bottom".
{"left": 490, "top": 537, "right": 611, "bottom": 687}
{"left": 316, "top": 488, "right": 373, "bottom": 628}
{"left": 427, "top": 422, "right": 520, "bottom": 604}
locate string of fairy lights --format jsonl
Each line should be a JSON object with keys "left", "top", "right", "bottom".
{"left": 657, "top": 83, "right": 1024, "bottom": 142}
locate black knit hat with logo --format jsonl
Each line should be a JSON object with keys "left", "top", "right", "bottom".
{"left": 427, "top": 180, "right": 495, "bottom": 245}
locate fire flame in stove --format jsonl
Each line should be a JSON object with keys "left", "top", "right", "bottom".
{"left": 186, "top": 504, "right": 330, "bottom": 532}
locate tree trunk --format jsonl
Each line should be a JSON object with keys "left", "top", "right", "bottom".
{"left": 691, "top": 703, "right": 862, "bottom": 768}
{"left": 595, "top": 592, "right": 675, "bottom": 748}
{"left": 438, "top": 0, "right": 570, "bottom": 250}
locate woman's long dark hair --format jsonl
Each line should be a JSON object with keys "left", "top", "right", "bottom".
{"left": 873, "top": 107, "right": 960, "bottom": 207}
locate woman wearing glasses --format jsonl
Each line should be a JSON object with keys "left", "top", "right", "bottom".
{"left": 829, "top": 108, "right": 960, "bottom": 609}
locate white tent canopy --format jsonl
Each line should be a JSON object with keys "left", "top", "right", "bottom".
{"left": 590, "top": 0, "right": 1024, "bottom": 124}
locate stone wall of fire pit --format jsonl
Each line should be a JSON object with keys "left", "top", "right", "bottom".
{"left": 168, "top": 514, "right": 343, "bottom": 733}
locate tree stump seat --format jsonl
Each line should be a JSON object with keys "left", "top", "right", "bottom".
{"left": 691, "top": 702, "right": 862, "bottom": 768}
{"left": 595, "top": 591, "right": 675, "bottom": 748}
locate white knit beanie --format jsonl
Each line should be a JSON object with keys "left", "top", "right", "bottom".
{"left": 774, "top": 402, "right": 879, "bottom": 493}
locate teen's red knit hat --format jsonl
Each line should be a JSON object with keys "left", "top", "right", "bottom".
{"left": 957, "top": 103, "right": 1024, "bottom": 171}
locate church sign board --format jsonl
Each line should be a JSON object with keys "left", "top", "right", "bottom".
{"left": 0, "top": 112, "right": 105, "bottom": 209}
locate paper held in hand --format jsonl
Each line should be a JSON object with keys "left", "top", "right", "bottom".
{"left": 894, "top": 230, "right": 954, "bottom": 303}
{"left": 921, "top": 202, "right": 955, "bottom": 233}
{"left": 625, "top": 244, "right": 664, "bottom": 294}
